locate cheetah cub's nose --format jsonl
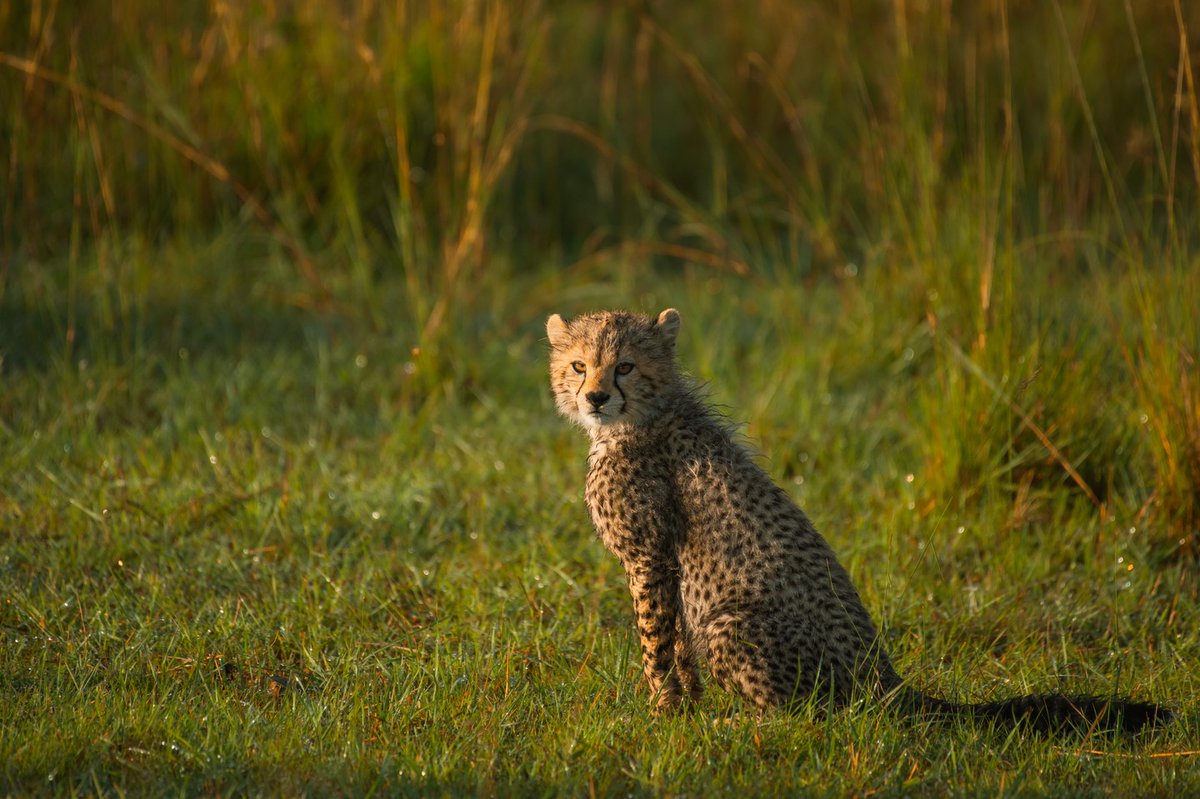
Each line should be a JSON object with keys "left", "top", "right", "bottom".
{"left": 586, "top": 391, "right": 611, "bottom": 410}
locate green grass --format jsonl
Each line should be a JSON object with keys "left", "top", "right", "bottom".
{"left": 3, "top": 0, "right": 1200, "bottom": 795}
{"left": 2, "top": 248, "right": 1197, "bottom": 797}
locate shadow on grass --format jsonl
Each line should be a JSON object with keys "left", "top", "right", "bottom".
{"left": 3, "top": 758, "right": 573, "bottom": 798}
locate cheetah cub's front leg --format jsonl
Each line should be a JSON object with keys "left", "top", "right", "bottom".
{"left": 625, "top": 565, "right": 687, "bottom": 712}
{"left": 593, "top": 469, "right": 697, "bottom": 713}
{"left": 623, "top": 563, "right": 701, "bottom": 712}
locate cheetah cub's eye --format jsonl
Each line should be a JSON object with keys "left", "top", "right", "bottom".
{"left": 571, "top": 361, "right": 587, "bottom": 374}
{"left": 615, "top": 362, "right": 634, "bottom": 375}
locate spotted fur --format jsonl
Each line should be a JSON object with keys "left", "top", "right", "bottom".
{"left": 546, "top": 308, "right": 1172, "bottom": 732}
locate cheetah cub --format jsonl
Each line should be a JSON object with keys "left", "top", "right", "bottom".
{"left": 547, "top": 308, "right": 1171, "bottom": 732}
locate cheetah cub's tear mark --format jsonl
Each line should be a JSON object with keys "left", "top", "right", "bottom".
{"left": 546, "top": 308, "right": 1172, "bottom": 733}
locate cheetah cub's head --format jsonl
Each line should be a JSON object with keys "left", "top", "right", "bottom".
{"left": 546, "top": 308, "right": 681, "bottom": 430}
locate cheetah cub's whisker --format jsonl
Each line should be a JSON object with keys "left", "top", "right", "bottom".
{"left": 546, "top": 308, "right": 1173, "bottom": 733}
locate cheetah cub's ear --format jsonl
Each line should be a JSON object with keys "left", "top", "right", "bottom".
{"left": 546, "top": 313, "right": 568, "bottom": 348}
{"left": 656, "top": 308, "right": 681, "bottom": 345}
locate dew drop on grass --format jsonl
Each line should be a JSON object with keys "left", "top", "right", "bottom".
{"left": 371, "top": 511, "right": 381, "bottom": 520}
{"left": 494, "top": 460, "right": 505, "bottom": 471}
{"left": 903, "top": 347, "right": 914, "bottom": 362}
{"left": 956, "top": 526, "right": 965, "bottom": 535}
{"left": 209, "top": 455, "right": 218, "bottom": 465}
{"left": 355, "top": 354, "right": 367, "bottom": 368}
{"left": 905, "top": 473, "right": 914, "bottom": 483}
{"left": 1139, "top": 413, "right": 1150, "bottom": 424}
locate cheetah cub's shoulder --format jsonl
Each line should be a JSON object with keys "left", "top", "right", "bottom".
{"left": 546, "top": 308, "right": 1170, "bottom": 733}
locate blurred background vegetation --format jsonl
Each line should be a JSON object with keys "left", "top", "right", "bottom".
{"left": 6, "top": 2, "right": 1197, "bottom": 283}
{"left": 2, "top": 0, "right": 1198, "bottom": 543}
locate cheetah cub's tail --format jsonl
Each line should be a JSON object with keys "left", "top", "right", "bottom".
{"left": 896, "top": 688, "right": 1173, "bottom": 734}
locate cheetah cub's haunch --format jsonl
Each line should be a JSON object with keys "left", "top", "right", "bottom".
{"left": 547, "top": 308, "right": 1172, "bottom": 733}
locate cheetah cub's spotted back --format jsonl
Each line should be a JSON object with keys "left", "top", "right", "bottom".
{"left": 547, "top": 308, "right": 1171, "bottom": 733}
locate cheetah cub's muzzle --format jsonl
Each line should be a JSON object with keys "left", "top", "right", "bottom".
{"left": 564, "top": 361, "right": 626, "bottom": 427}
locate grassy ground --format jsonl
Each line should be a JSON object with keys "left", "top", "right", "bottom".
{"left": 2, "top": 246, "right": 1197, "bottom": 796}
{"left": 3, "top": 1, "right": 1200, "bottom": 796}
